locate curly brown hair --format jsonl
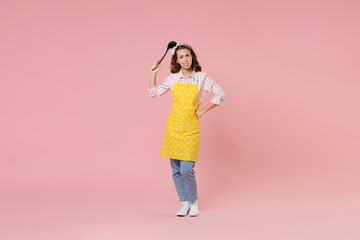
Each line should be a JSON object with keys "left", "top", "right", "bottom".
{"left": 170, "top": 44, "right": 202, "bottom": 73}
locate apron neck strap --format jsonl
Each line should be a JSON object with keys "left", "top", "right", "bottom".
{"left": 175, "top": 73, "right": 180, "bottom": 83}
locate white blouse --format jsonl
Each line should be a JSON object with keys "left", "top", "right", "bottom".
{"left": 148, "top": 69, "right": 226, "bottom": 106}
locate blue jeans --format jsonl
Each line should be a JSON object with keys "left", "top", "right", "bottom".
{"left": 170, "top": 158, "right": 198, "bottom": 203}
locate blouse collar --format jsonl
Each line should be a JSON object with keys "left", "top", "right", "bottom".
{"left": 179, "top": 68, "right": 196, "bottom": 79}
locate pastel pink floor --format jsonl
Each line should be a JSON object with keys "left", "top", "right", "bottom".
{"left": 1, "top": 193, "right": 359, "bottom": 240}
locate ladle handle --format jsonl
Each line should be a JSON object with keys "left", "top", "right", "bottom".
{"left": 151, "top": 61, "right": 161, "bottom": 71}
{"left": 152, "top": 47, "right": 171, "bottom": 71}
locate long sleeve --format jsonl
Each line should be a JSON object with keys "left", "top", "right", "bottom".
{"left": 148, "top": 74, "right": 174, "bottom": 98}
{"left": 204, "top": 74, "right": 226, "bottom": 106}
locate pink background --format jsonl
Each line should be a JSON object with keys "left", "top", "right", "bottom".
{"left": 1, "top": 0, "right": 359, "bottom": 239}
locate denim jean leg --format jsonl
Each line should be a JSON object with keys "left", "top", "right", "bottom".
{"left": 180, "top": 160, "right": 198, "bottom": 203}
{"left": 170, "top": 158, "right": 188, "bottom": 201}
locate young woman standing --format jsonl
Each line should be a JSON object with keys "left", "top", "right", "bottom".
{"left": 148, "top": 42, "right": 226, "bottom": 217}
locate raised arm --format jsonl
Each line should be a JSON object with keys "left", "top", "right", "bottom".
{"left": 148, "top": 63, "right": 174, "bottom": 98}
{"left": 149, "top": 62, "right": 160, "bottom": 89}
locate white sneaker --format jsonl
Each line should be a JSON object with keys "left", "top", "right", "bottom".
{"left": 176, "top": 201, "right": 190, "bottom": 217}
{"left": 189, "top": 200, "right": 200, "bottom": 217}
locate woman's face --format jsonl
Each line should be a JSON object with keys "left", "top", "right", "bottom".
{"left": 176, "top": 48, "right": 192, "bottom": 70}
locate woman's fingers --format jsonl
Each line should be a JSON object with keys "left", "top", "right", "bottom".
{"left": 195, "top": 110, "right": 201, "bottom": 118}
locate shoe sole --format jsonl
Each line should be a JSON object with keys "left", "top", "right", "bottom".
{"left": 177, "top": 209, "right": 190, "bottom": 217}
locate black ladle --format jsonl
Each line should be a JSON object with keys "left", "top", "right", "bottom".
{"left": 152, "top": 41, "right": 177, "bottom": 71}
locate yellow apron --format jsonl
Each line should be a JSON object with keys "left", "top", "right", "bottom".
{"left": 160, "top": 73, "right": 200, "bottom": 162}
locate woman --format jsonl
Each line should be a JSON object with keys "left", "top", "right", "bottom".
{"left": 148, "top": 42, "right": 226, "bottom": 217}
